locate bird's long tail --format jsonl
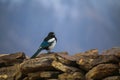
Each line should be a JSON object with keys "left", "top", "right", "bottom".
{"left": 31, "top": 48, "right": 43, "bottom": 58}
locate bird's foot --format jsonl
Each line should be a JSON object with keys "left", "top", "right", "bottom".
{"left": 47, "top": 51, "right": 55, "bottom": 54}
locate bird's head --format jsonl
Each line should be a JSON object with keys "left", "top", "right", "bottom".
{"left": 48, "top": 32, "right": 55, "bottom": 37}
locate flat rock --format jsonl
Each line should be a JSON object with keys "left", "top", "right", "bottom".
{"left": 0, "top": 65, "right": 22, "bottom": 80}
{"left": 52, "top": 60, "right": 81, "bottom": 73}
{"left": 86, "top": 64, "right": 119, "bottom": 80}
{"left": 58, "top": 72, "right": 85, "bottom": 80}
{"left": 74, "top": 49, "right": 98, "bottom": 58}
{"left": 20, "top": 57, "right": 55, "bottom": 73}
{"left": 37, "top": 53, "right": 57, "bottom": 58}
{"left": 77, "top": 55, "right": 119, "bottom": 71}
{"left": 38, "top": 53, "right": 77, "bottom": 66}
{"left": 102, "top": 76, "right": 120, "bottom": 80}
{"left": 27, "top": 71, "right": 60, "bottom": 80}
{"left": 54, "top": 52, "right": 68, "bottom": 55}
{"left": 0, "top": 52, "right": 26, "bottom": 67}
{"left": 0, "top": 54, "right": 9, "bottom": 57}
{"left": 102, "top": 47, "right": 120, "bottom": 58}
{"left": 56, "top": 53, "right": 77, "bottom": 66}
{"left": 47, "top": 79, "right": 58, "bottom": 80}
{"left": 37, "top": 52, "right": 68, "bottom": 58}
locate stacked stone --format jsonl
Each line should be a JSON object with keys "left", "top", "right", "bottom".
{"left": 0, "top": 47, "right": 120, "bottom": 80}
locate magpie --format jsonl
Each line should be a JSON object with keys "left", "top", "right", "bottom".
{"left": 31, "top": 32, "right": 57, "bottom": 58}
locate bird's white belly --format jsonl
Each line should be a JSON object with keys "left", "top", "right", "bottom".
{"left": 48, "top": 40, "right": 56, "bottom": 50}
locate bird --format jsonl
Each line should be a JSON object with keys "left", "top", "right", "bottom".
{"left": 31, "top": 32, "right": 57, "bottom": 58}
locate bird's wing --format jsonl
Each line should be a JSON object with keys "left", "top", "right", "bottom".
{"left": 40, "top": 41, "right": 53, "bottom": 48}
{"left": 48, "top": 38, "right": 55, "bottom": 42}
{"left": 31, "top": 41, "right": 52, "bottom": 58}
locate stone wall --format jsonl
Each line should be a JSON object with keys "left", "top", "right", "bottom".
{"left": 0, "top": 47, "right": 120, "bottom": 80}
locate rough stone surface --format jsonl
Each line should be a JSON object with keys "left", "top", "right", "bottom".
{"left": 38, "top": 52, "right": 76, "bottom": 66}
{"left": 52, "top": 60, "right": 81, "bottom": 73}
{"left": 58, "top": 72, "right": 85, "bottom": 80}
{"left": 77, "top": 55, "right": 119, "bottom": 71}
{"left": 20, "top": 57, "right": 55, "bottom": 73}
{"left": 27, "top": 71, "right": 60, "bottom": 80}
{"left": 0, "top": 47, "right": 120, "bottom": 80}
{"left": 56, "top": 53, "right": 77, "bottom": 66}
{"left": 74, "top": 49, "right": 98, "bottom": 57}
{"left": 86, "top": 64, "right": 119, "bottom": 80}
{"left": 0, "top": 54, "right": 9, "bottom": 57}
{"left": 0, "top": 65, "right": 22, "bottom": 80}
{"left": 47, "top": 79, "right": 58, "bottom": 80}
{"left": 102, "top": 76, "right": 120, "bottom": 80}
{"left": 0, "top": 52, "right": 26, "bottom": 68}
{"left": 102, "top": 47, "right": 120, "bottom": 58}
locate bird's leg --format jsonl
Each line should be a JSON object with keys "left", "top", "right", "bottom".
{"left": 47, "top": 50, "right": 51, "bottom": 54}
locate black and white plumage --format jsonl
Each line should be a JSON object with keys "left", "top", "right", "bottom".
{"left": 31, "top": 32, "right": 57, "bottom": 58}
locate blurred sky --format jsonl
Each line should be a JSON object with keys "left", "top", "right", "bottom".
{"left": 0, "top": 0, "right": 120, "bottom": 56}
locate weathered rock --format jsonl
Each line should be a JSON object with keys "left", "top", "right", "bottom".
{"left": 58, "top": 72, "right": 85, "bottom": 80}
{"left": 37, "top": 53, "right": 57, "bottom": 59}
{"left": 27, "top": 71, "right": 60, "bottom": 80}
{"left": 102, "top": 47, "right": 120, "bottom": 58}
{"left": 55, "top": 52, "right": 68, "bottom": 55}
{"left": 23, "top": 77, "right": 28, "bottom": 80}
{"left": 0, "top": 54, "right": 9, "bottom": 57}
{"left": 83, "top": 49, "right": 98, "bottom": 55}
{"left": 86, "top": 64, "right": 119, "bottom": 80}
{"left": 0, "top": 65, "right": 22, "bottom": 80}
{"left": 20, "top": 57, "right": 55, "bottom": 73}
{"left": 37, "top": 52, "right": 68, "bottom": 58}
{"left": 119, "top": 62, "right": 120, "bottom": 74}
{"left": 0, "top": 52, "right": 26, "bottom": 67}
{"left": 102, "top": 76, "right": 120, "bottom": 80}
{"left": 37, "top": 52, "right": 76, "bottom": 66}
{"left": 56, "top": 53, "right": 77, "bottom": 66}
{"left": 47, "top": 79, "right": 58, "bottom": 80}
{"left": 52, "top": 60, "right": 81, "bottom": 73}
{"left": 77, "top": 55, "right": 119, "bottom": 71}
{"left": 0, "top": 47, "right": 120, "bottom": 80}
{"left": 74, "top": 49, "right": 98, "bottom": 57}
